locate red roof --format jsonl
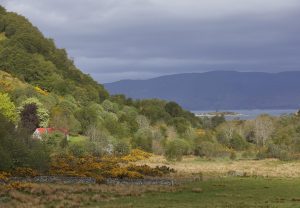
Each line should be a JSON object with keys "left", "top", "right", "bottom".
{"left": 35, "top": 128, "right": 69, "bottom": 135}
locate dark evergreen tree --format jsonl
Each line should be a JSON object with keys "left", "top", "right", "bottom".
{"left": 20, "top": 103, "right": 40, "bottom": 133}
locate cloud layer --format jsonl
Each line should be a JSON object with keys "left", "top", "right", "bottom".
{"left": 2, "top": 0, "right": 300, "bottom": 82}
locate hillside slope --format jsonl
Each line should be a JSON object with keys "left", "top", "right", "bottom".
{"left": 105, "top": 71, "right": 300, "bottom": 110}
{"left": 0, "top": 6, "right": 108, "bottom": 104}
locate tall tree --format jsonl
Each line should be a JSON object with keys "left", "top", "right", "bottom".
{"left": 20, "top": 103, "right": 39, "bottom": 133}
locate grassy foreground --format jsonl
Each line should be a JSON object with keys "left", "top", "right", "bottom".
{"left": 98, "top": 177, "right": 300, "bottom": 208}
{"left": 1, "top": 177, "right": 300, "bottom": 207}
{"left": 2, "top": 157, "right": 300, "bottom": 207}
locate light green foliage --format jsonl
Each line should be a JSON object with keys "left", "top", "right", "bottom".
{"left": 75, "top": 103, "right": 104, "bottom": 132}
{"left": 141, "top": 105, "right": 171, "bottom": 124}
{"left": 50, "top": 99, "right": 81, "bottom": 134}
{"left": 102, "top": 99, "right": 119, "bottom": 113}
{"left": 257, "top": 143, "right": 292, "bottom": 161}
{"left": 165, "top": 139, "right": 190, "bottom": 161}
{"left": 194, "top": 141, "right": 230, "bottom": 158}
{"left": 18, "top": 97, "right": 49, "bottom": 127}
{"left": 69, "top": 135, "right": 88, "bottom": 144}
{"left": 216, "top": 121, "right": 249, "bottom": 151}
{"left": 10, "top": 86, "right": 38, "bottom": 105}
{"left": 0, "top": 32, "right": 6, "bottom": 41}
{"left": 168, "top": 117, "right": 191, "bottom": 135}
{"left": 68, "top": 142, "right": 89, "bottom": 157}
{"left": 0, "top": 92, "right": 18, "bottom": 123}
{"left": 229, "top": 133, "right": 249, "bottom": 151}
{"left": 85, "top": 124, "right": 114, "bottom": 156}
{"left": 136, "top": 115, "right": 150, "bottom": 129}
{"left": 44, "top": 131, "right": 68, "bottom": 151}
{"left": 132, "top": 128, "right": 153, "bottom": 152}
{"left": 118, "top": 106, "right": 139, "bottom": 133}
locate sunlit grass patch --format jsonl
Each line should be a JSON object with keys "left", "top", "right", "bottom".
{"left": 136, "top": 156, "right": 300, "bottom": 178}
{"left": 69, "top": 135, "right": 88, "bottom": 144}
{"left": 0, "top": 33, "right": 6, "bottom": 41}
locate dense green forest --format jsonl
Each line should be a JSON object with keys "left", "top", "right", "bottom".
{"left": 1, "top": 5, "right": 300, "bottom": 174}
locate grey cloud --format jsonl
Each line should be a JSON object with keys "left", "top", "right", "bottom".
{"left": 1, "top": 0, "right": 300, "bottom": 82}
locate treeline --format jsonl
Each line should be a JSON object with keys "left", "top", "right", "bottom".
{"left": 198, "top": 113, "right": 300, "bottom": 161}
{"left": 0, "top": 83, "right": 207, "bottom": 171}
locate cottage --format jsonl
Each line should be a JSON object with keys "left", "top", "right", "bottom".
{"left": 33, "top": 128, "right": 69, "bottom": 140}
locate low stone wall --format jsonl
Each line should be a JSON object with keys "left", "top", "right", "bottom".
{"left": 9, "top": 176, "right": 96, "bottom": 184}
{"left": 105, "top": 178, "right": 176, "bottom": 186}
{"left": 6, "top": 176, "right": 176, "bottom": 186}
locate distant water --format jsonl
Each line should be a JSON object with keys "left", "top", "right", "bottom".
{"left": 192, "top": 109, "right": 298, "bottom": 120}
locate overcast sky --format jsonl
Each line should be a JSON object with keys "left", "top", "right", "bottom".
{"left": 1, "top": 0, "right": 300, "bottom": 83}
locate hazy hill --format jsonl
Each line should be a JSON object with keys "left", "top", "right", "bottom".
{"left": 105, "top": 71, "right": 300, "bottom": 110}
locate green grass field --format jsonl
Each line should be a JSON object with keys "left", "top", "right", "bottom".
{"left": 97, "top": 177, "right": 300, "bottom": 208}
{"left": 69, "top": 135, "right": 88, "bottom": 144}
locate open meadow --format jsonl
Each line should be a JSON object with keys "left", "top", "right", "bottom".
{"left": 136, "top": 156, "right": 300, "bottom": 178}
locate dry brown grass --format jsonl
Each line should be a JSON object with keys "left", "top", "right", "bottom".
{"left": 135, "top": 156, "right": 300, "bottom": 178}
{"left": 0, "top": 182, "right": 178, "bottom": 208}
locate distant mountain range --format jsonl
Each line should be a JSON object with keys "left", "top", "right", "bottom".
{"left": 104, "top": 71, "right": 300, "bottom": 110}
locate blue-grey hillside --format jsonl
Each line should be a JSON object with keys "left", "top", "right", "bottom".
{"left": 105, "top": 71, "right": 300, "bottom": 110}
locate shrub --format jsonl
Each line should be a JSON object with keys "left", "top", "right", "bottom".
{"left": 5, "top": 25, "right": 16, "bottom": 37}
{"left": 241, "top": 150, "right": 256, "bottom": 159}
{"left": 165, "top": 139, "right": 189, "bottom": 161}
{"left": 229, "top": 134, "right": 249, "bottom": 151}
{"left": 108, "top": 167, "right": 143, "bottom": 179}
{"left": 86, "top": 141, "right": 104, "bottom": 157}
{"left": 155, "top": 165, "right": 176, "bottom": 174}
{"left": 230, "top": 151, "right": 237, "bottom": 160}
{"left": 122, "top": 149, "right": 152, "bottom": 162}
{"left": 18, "top": 97, "right": 49, "bottom": 128}
{"left": 68, "top": 142, "right": 88, "bottom": 157}
{"left": 49, "top": 154, "right": 170, "bottom": 181}
{"left": 211, "top": 115, "right": 225, "bottom": 128}
{"left": 132, "top": 128, "right": 153, "bottom": 152}
{"left": 44, "top": 131, "right": 68, "bottom": 150}
{"left": 0, "top": 171, "right": 10, "bottom": 182}
{"left": 0, "top": 146, "right": 12, "bottom": 171}
{"left": 165, "top": 101, "right": 183, "bottom": 117}
{"left": 256, "top": 144, "right": 294, "bottom": 161}
{"left": 11, "top": 168, "right": 38, "bottom": 177}
{"left": 195, "top": 141, "right": 230, "bottom": 158}
{"left": 127, "top": 165, "right": 163, "bottom": 177}
{"left": 168, "top": 117, "right": 191, "bottom": 135}
{"left": 114, "top": 140, "right": 131, "bottom": 156}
